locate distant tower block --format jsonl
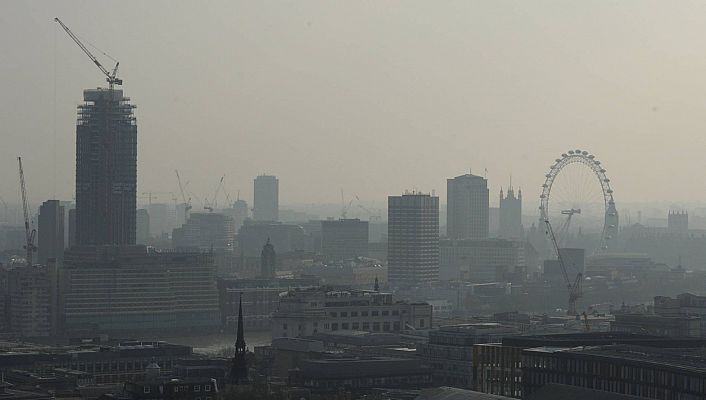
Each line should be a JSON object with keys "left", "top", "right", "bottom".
{"left": 447, "top": 173, "right": 489, "bottom": 239}
{"left": 253, "top": 175, "right": 279, "bottom": 222}
{"left": 75, "top": 89, "right": 137, "bottom": 246}
{"left": 261, "top": 238, "right": 276, "bottom": 279}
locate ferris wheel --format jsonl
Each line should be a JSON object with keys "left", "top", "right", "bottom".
{"left": 539, "top": 149, "right": 618, "bottom": 254}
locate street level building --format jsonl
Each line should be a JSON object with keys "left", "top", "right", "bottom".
{"left": 388, "top": 192, "right": 439, "bottom": 287}
{"left": 272, "top": 287, "right": 432, "bottom": 338}
{"left": 417, "top": 323, "right": 519, "bottom": 389}
{"left": 218, "top": 276, "right": 320, "bottom": 331}
{"left": 75, "top": 89, "right": 137, "bottom": 246}
{"left": 522, "top": 344, "right": 706, "bottom": 399}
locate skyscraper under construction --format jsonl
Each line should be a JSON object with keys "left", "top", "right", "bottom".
{"left": 75, "top": 88, "right": 137, "bottom": 246}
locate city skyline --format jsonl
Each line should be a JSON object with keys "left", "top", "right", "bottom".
{"left": 4, "top": 2, "right": 706, "bottom": 205}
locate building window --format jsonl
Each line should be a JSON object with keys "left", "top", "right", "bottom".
{"left": 373, "top": 322, "right": 380, "bottom": 331}
{"left": 351, "top": 312, "right": 358, "bottom": 317}
{"left": 205, "top": 385, "right": 211, "bottom": 392}
{"left": 393, "top": 321, "right": 400, "bottom": 331}
{"left": 362, "top": 311, "right": 369, "bottom": 316}
{"left": 352, "top": 322, "right": 359, "bottom": 330}
{"left": 330, "top": 312, "right": 337, "bottom": 317}
{"left": 340, "top": 312, "right": 348, "bottom": 317}
{"left": 362, "top": 322, "right": 370, "bottom": 330}
{"left": 283, "top": 323, "right": 288, "bottom": 330}
{"left": 324, "top": 323, "right": 330, "bottom": 329}
{"left": 194, "top": 385, "right": 200, "bottom": 392}
{"left": 392, "top": 310, "right": 399, "bottom": 316}
{"left": 342, "top": 323, "right": 349, "bottom": 330}
{"left": 419, "top": 319, "right": 425, "bottom": 328}
{"left": 383, "top": 322, "right": 390, "bottom": 331}
{"left": 372, "top": 311, "right": 379, "bottom": 316}
{"left": 332, "top": 323, "right": 339, "bottom": 331}
{"left": 144, "top": 387, "right": 151, "bottom": 394}
{"left": 382, "top": 311, "right": 389, "bottom": 316}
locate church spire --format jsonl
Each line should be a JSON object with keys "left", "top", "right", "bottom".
{"left": 229, "top": 294, "right": 248, "bottom": 384}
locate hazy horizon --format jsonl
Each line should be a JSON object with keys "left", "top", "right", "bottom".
{"left": 3, "top": 1, "right": 706, "bottom": 208}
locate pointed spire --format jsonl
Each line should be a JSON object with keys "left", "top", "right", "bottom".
{"left": 236, "top": 294, "right": 245, "bottom": 350}
{"left": 229, "top": 293, "right": 248, "bottom": 384}
{"left": 374, "top": 276, "right": 379, "bottom": 292}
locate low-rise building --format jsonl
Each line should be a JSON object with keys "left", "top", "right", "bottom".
{"left": 0, "top": 340, "right": 193, "bottom": 386}
{"left": 288, "top": 357, "right": 432, "bottom": 393}
{"left": 522, "top": 345, "right": 706, "bottom": 399}
{"left": 417, "top": 323, "right": 519, "bottom": 389}
{"left": 272, "top": 287, "right": 432, "bottom": 338}
{"left": 217, "top": 276, "right": 320, "bottom": 331}
{"left": 473, "top": 333, "right": 706, "bottom": 398}
{"left": 440, "top": 239, "right": 525, "bottom": 282}
{"left": 611, "top": 313, "right": 701, "bottom": 337}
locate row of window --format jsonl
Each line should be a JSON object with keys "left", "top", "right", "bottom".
{"left": 329, "top": 310, "right": 401, "bottom": 318}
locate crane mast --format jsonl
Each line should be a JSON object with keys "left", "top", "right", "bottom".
{"left": 544, "top": 218, "right": 582, "bottom": 315}
{"left": 54, "top": 17, "right": 122, "bottom": 89}
{"left": 17, "top": 157, "right": 36, "bottom": 266}
{"left": 175, "top": 170, "right": 192, "bottom": 219}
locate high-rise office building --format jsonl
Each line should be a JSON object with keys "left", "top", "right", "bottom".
{"left": 388, "top": 192, "right": 439, "bottom": 287}
{"left": 253, "top": 175, "right": 279, "bottom": 222}
{"left": 223, "top": 199, "right": 249, "bottom": 233}
{"left": 447, "top": 173, "right": 489, "bottom": 239}
{"left": 498, "top": 187, "right": 523, "bottom": 239}
{"left": 38, "top": 200, "right": 65, "bottom": 266}
{"left": 136, "top": 209, "right": 150, "bottom": 244}
{"left": 75, "top": 88, "right": 137, "bottom": 246}
{"left": 172, "top": 212, "right": 236, "bottom": 251}
{"left": 321, "top": 218, "right": 369, "bottom": 261}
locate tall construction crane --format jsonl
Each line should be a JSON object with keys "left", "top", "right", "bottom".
{"left": 54, "top": 18, "right": 122, "bottom": 89}
{"left": 17, "top": 157, "right": 36, "bottom": 266}
{"left": 204, "top": 176, "right": 225, "bottom": 212}
{"left": 340, "top": 189, "right": 354, "bottom": 219}
{"left": 544, "top": 218, "right": 582, "bottom": 316}
{"left": 175, "top": 170, "right": 192, "bottom": 218}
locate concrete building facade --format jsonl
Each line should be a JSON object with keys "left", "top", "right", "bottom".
{"left": 439, "top": 238, "right": 525, "bottom": 282}
{"left": 447, "top": 174, "right": 489, "bottom": 240}
{"left": 38, "top": 200, "right": 65, "bottom": 266}
{"left": 388, "top": 193, "right": 439, "bottom": 287}
{"left": 60, "top": 246, "right": 219, "bottom": 335}
{"left": 272, "top": 287, "right": 432, "bottom": 338}
{"left": 75, "top": 89, "right": 137, "bottom": 246}
{"left": 253, "top": 175, "right": 279, "bottom": 222}
{"left": 321, "top": 218, "right": 369, "bottom": 261}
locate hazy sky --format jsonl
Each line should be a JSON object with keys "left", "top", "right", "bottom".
{"left": 2, "top": 1, "right": 706, "bottom": 211}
